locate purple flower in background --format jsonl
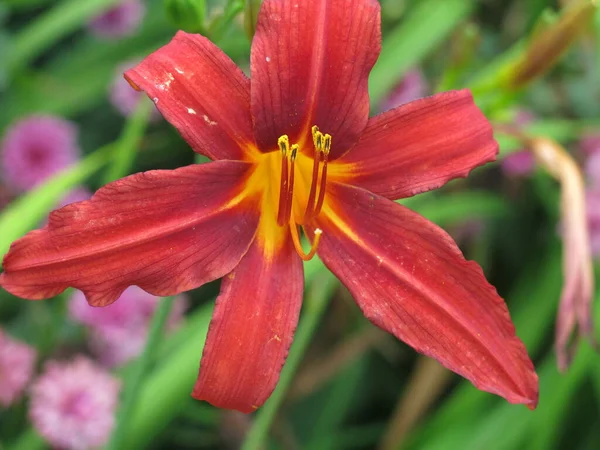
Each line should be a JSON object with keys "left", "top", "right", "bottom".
{"left": 0, "top": 183, "right": 12, "bottom": 211}
{"left": 585, "top": 147, "right": 600, "bottom": 188}
{"left": 501, "top": 150, "right": 536, "bottom": 177}
{"left": 89, "top": 0, "right": 145, "bottom": 39}
{"left": 69, "top": 286, "right": 187, "bottom": 367}
{"left": 29, "top": 357, "right": 120, "bottom": 450}
{"left": 580, "top": 133, "right": 600, "bottom": 156}
{"left": 501, "top": 110, "right": 537, "bottom": 177}
{"left": 110, "top": 61, "right": 160, "bottom": 120}
{"left": 0, "top": 116, "right": 80, "bottom": 193}
{"left": 380, "top": 69, "right": 427, "bottom": 112}
{"left": 57, "top": 188, "right": 93, "bottom": 209}
{"left": 587, "top": 190, "right": 600, "bottom": 258}
{"left": 583, "top": 137, "right": 600, "bottom": 258}
{"left": 0, "top": 329, "right": 37, "bottom": 407}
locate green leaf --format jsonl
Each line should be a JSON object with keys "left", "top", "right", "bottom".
{"left": 121, "top": 257, "right": 329, "bottom": 449}
{"left": 404, "top": 243, "right": 563, "bottom": 449}
{"left": 106, "top": 297, "right": 176, "bottom": 450}
{"left": 401, "top": 190, "right": 509, "bottom": 226}
{"left": 241, "top": 272, "right": 338, "bottom": 450}
{"left": 368, "top": 0, "right": 475, "bottom": 107}
{"left": 121, "top": 302, "right": 214, "bottom": 450}
{"left": 0, "top": 144, "right": 114, "bottom": 260}
{"left": 5, "top": 0, "right": 122, "bottom": 77}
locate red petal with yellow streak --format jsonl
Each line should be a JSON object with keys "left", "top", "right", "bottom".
{"left": 193, "top": 234, "right": 303, "bottom": 413}
{"left": 330, "top": 91, "right": 498, "bottom": 199}
{"left": 125, "top": 31, "right": 256, "bottom": 161}
{"left": 250, "top": 0, "right": 380, "bottom": 156}
{"left": 0, "top": 161, "right": 259, "bottom": 307}
{"left": 312, "top": 182, "right": 538, "bottom": 407}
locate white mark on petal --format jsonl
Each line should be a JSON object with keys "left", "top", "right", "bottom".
{"left": 265, "top": 56, "right": 271, "bottom": 62}
{"left": 187, "top": 108, "right": 197, "bottom": 115}
{"left": 152, "top": 97, "right": 159, "bottom": 104}
{"left": 203, "top": 115, "right": 217, "bottom": 126}
{"left": 157, "top": 72, "right": 175, "bottom": 91}
{"left": 175, "top": 67, "right": 185, "bottom": 74}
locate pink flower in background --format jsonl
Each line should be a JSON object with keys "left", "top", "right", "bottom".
{"left": 585, "top": 147, "right": 600, "bottom": 188}
{"left": 501, "top": 110, "right": 537, "bottom": 177}
{"left": 583, "top": 137, "right": 600, "bottom": 258}
{"left": 57, "top": 188, "right": 93, "bottom": 208}
{"left": 586, "top": 190, "right": 600, "bottom": 258}
{"left": 89, "top": 0, "right": 145, "bottom": 39}
{"left": 580, "top": 133, "right": 600, "bottom": 156}
{"left": 0, "top": 183, "right": 11, "bottom": 210}
{"left": 69, "top": 286, "right": 187, "bottom": 367}
{"left": 501, "top": 150, "right": 536, "bottom": 177}
{"left": 0, "top": 116, "right": 80, "bottom": 192}
{"left": 0, "top": 329, "right": 37, "bottom": 407}
{"left": 30, "top": 357, "right": 120, "bottom": 450}
{"left": 500, "top": 109, "right": 535, "bottom": 177}
{"left": 380, "top": 69, "right": 427, "bottom": 112}
{"left": 110, "top": 61, "right": 160, "bottom": 120}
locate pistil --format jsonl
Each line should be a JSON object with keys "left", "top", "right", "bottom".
{"left": 290, "top": 226, "right": 322, "bottom": 261}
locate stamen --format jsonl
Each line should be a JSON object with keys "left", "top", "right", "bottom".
{"left": 303, "top": 151, "right": 321, "bottom": 223}
{"left": 277, "top": 135, "right": 290, "bottom": 226}
{"left": 311, "top": 125, "right": 320, "bottom": 148}
{"left": 303, "top": 128, "right": 331, "bottom": 223}
{"left": 313, "top": 134, "right": 330, "bottom": 218}
{"left": 290, "top": 226, "right": 322, "bottom": 261}
{"left": 283, "top": 144, "right": 298, "bottom": 225}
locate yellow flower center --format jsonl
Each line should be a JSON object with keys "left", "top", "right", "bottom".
{"left": 244, "top": 126, "right": 331, "bottom": 260}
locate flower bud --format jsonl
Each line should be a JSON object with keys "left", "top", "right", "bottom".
{"left": 164, "top": 0, "right": 206, "bottom": 33}
{"left": 505, "top": 0, "right": 597, "bottom": 89}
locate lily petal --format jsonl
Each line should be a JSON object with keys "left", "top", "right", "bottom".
{"left": 250, "top": 0, "right": 380, "bottom": 157}
{"left": 330, "top": 91, "right": 498, "bottom": 199}
{"left": 125, "top": 31, "right": 256, "bottom": 160}
{"left": 313, "top": 182, "right": 538, "bottom": 407}
{"left": 193, "top": 235, "right": 303, "bottom": 413}
{"left": 0, "top": 161, "right": 259, "bottom": 306}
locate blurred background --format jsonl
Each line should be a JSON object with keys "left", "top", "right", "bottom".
{"left": 0, "top": 0, "right": 599, "bottom": 449}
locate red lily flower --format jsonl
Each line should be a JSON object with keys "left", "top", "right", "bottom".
{"left": 0, "top": 0, "right": 538, "bottom": 412}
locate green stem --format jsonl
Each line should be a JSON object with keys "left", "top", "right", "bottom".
{"left": 6, "top": 0, "right": 121, "bottom": 77}
{"left": 241, "top": 272, "right": 338, "bottom": 450}
{"left": 105, "top": 297, "right": 176, "bottom": 450}
{"left": 102, "top": 100, "right": 153, "bottom": 184}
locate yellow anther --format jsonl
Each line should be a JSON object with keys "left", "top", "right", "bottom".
{"left": 290, "top": 144, "right": 299, "bottom": 161}
{"left": 278, "top": 135, "right": 290, "bottom": 154}
{"left": 323, "top": 134, "right": 331, "bottom": 155}
{"left": 311, "top": 125, "right": 320, "bottom": 149}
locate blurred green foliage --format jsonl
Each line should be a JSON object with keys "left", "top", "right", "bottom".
{"left": 0, "top": 0, "right": 599, "bottom": 449}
